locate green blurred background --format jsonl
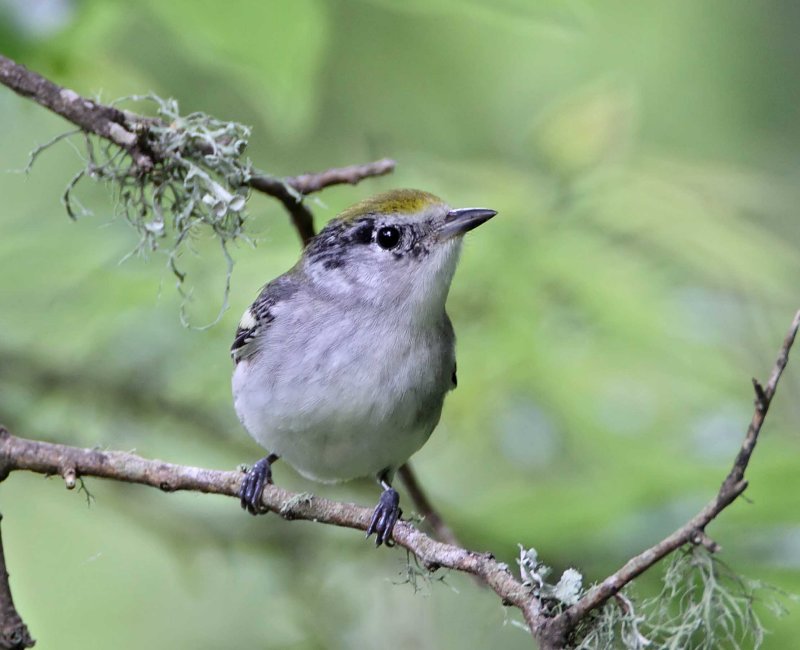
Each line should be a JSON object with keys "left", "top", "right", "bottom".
{"left": 1, "top": 1, "right": 799, "bottom": 648}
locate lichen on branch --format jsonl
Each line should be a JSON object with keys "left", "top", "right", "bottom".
{"left": 26, "top": 94, "right": 255, "bottom": 324}
{"left": 1, "top": 53, "right": 395, "bottom": 325}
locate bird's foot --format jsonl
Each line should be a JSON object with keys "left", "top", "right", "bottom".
{"left": 239, "top": 454, "right": 277, "bottom": 515}
{"left": 366, "top": 488, "right": 401, "bottom": 547}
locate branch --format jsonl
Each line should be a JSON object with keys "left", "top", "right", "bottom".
{"left": 0, "top": 514, "right": 34, "bottom": 649}
{"left": 0, "top": 427, "right": 532, "bottom": 617}
{"left": 282, "top": 159, "right": 397, "bottom": 195}
{"left": 248, "top": 159, "right": 396, "bottom": 246}
{"left": 0, "top": 55, "right": 154, "bottom": 170}
{"left": 538, "top": 309, "right": 800, "bottom": 647}
{"left": 245, "top": 174, "right": 317, "bottom": 246}
{"left": 0, "top": 54, "right": 395, "bottom": 245}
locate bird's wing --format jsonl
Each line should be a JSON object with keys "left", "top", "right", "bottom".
{"left": 231, "top": 274, "right": 298, "bottom": 363}
{"left": 444, "top": 312, "right": 457, "bottom": 390}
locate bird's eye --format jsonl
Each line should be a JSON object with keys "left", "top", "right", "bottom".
{"left": 376, "top": 226, "right": 401, "bottom": 250}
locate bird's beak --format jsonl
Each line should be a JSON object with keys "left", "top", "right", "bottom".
{"left": 439, "top": 207, "right": 497, "bottom": 239}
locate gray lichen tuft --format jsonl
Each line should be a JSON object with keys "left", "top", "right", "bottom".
{"left": 574, "top": 546, "right": 794, "bottom": 650}
{"left": 26, "top": 94, "right": 259, "bottom": 326}
{"left": 518, "top": 545, "right": 585, "bottom": 614}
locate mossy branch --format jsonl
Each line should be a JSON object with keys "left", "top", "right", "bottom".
{"left": 0, "top": 54, "right": 395, "bottom": 305}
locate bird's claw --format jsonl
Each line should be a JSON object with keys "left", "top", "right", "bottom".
{"left": 366, "top": 488, "right": 401, "bottom": 547}
{"left": 239, "top": 456, "right": 274, "bottom": 515}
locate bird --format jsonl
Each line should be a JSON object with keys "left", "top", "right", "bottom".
{"left": 231, "top": 188, "right": 496, "bottom": 545}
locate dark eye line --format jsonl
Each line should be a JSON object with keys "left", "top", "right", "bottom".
{"left": 349, "top": 219, "right": 375, "bottom": 245}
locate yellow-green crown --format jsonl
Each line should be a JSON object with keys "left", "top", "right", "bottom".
{"left": 336, "top": 189, "right": 445, "bottom": 222}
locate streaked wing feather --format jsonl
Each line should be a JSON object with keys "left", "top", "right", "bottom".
{"left": 231, "top": 273, "right": 298, "bottom": 363}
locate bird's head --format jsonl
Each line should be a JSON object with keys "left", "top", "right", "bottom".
{"left": 300, "top": 189, "right": 496, "bottom": 316}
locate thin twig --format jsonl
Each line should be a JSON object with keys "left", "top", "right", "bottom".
{"left": 397, "top": 463, "right": 461, "bottom": 548}
{"left": 0, "top": 514, "right": 35, "bottom": 650}
{"left": 537, "top": 309, "right": 800, "bottom": 648}
{"left": 248, "top": 159, "right": 396, "bottom": 246}
{"left": 246, "top": 174, "right": 317, "bottom": 245}
{"left": 284, "top": 158, "right": 396, "bottom": 195}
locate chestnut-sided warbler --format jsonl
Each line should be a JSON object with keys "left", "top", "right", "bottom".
{"left": 231, "top": 189, "right": 496, "bottom": 545}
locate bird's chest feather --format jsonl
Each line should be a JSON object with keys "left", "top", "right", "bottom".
{"left": 272, "top": 308, "right": 452, "bottom": 425}
{"left": 232, "top": 302, "right": 455, "bottom": 480}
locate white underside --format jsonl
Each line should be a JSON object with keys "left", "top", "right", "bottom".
{"left": 232, "top": 301, "right": 453, "bottom": 482}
